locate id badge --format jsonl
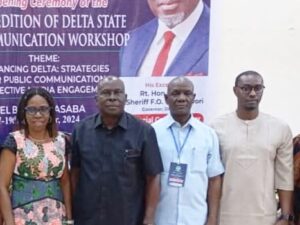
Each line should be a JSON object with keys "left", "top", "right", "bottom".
{"left": 168, "top": 162, "right": 187, "bottom": 187}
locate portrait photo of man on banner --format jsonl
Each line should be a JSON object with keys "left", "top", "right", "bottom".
{"left": 119, "top": 0, "right": 210, "bottom": 77}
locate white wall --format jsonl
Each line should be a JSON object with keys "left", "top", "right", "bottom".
{"left": 207, "top": 0, "right": 300, "bottom": 135}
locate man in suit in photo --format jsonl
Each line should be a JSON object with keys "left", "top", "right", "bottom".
{"left": 119, "top": 0, "right": 209, "bottom": 77}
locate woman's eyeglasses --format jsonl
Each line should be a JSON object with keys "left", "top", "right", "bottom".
{"left": 25, "top": 106, "right": 51, "bottom": 116}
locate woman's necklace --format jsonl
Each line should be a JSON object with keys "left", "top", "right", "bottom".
{"left": 28, "top": 135, "right": 50, "bottom": 143}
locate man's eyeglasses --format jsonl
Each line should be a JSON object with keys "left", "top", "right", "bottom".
{"left": 25, "top": 106, "right": 51, "bottom": 116}
{"left": 236, "top": 85, "right": 265, "bottom": 94}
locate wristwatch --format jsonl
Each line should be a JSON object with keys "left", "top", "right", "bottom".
{"left": 63, "top": 220, "right": 74, "bottom": 225}
{"left": 278, "top": 214, "right": 295, "bottom": 222}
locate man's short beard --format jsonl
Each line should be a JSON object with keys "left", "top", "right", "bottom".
{"left": 159, "top": 12, "right": 185, "bottom": 28}
{"left": 245, "top": 106, "right": 257, "bottom": 111}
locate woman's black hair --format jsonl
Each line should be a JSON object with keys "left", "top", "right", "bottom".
{"left": 16, "top": 87, "right": 58, "bottom": 138}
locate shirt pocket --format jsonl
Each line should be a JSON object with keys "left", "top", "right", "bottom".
{"left": 124, "top": 148, "right": 142, "bottom": 169}
{"left": 123, "top": 148, "right": 142, "bottom": 187}
{"left": 190, "top": 147, "right": 207, "bottom": 173}
{"left": 124, "top": 149, "right": 141, "bottom": 158}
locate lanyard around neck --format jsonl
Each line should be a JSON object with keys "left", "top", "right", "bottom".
{"left": 170, "top": 125, "right": 192, "bottom": 158}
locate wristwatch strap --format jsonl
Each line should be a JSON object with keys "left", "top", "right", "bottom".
{"left": 278, "top": 214, "right": 295, "bottom": 221}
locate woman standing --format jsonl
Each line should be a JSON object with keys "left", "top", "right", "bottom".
{"left": 0, "top": 88, "right": 73, "bottom": 225}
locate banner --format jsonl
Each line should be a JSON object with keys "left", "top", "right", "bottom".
{"left": 0, "top": 0, "right": 211, "bottom": 141}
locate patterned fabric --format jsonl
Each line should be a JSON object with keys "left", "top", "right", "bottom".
{"left": 293, "top": 134, "right": 300, "bottom": 223}
{"left": 12, "top": 175, "right": 63, "bottom": 209}
{"left": 293, "top": 134, "right": 300, "bottom": 188}
{"left": 3, "top": 130, "right": 67, "bottom": 225}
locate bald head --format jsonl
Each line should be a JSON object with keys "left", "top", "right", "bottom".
{"left": 165, "top": 77, "right": 195, "bottom": 125}
{"left": 97, "top": 76, "right": 125, "bottom": 95}
{"left": 167, "top": 77, "right": 194, "bottom": 94}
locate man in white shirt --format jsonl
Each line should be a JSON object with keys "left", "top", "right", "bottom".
{"left": 120, "top": 0, "right": 209, "bottom": 77}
